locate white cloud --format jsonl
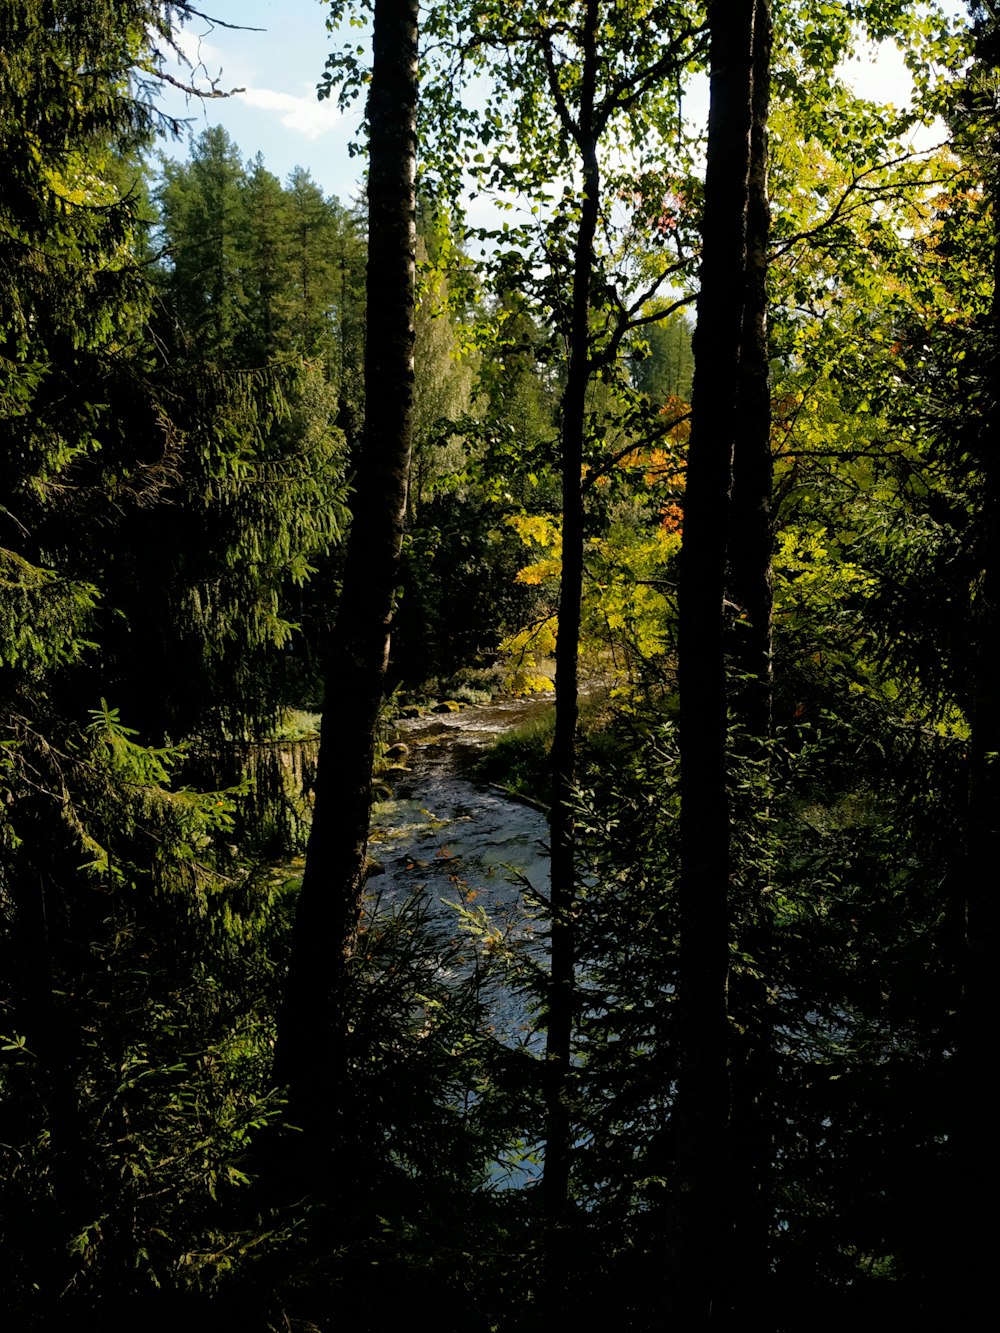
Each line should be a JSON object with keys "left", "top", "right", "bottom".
{"left": 240, "top": 86, "right": 342, "bottom": 139}
{"left": 164, "top": 27, "right": 342, "bottom": 141}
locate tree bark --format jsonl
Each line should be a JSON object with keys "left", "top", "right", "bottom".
{"left": 726, "top": 0, "right": 774, "bottom": 1317}
{"left": 274, "top": 0, "right": 418, "bottom": 1150}
{"left": 670, "top": 0, "right": 756, "bottom": 1324}
{"left": 728, "top": 0, "right": 773, "bottom": 748}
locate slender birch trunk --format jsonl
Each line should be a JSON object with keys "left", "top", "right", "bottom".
{"left": 542, "top": 0, "right": 602, "bottom": 1235}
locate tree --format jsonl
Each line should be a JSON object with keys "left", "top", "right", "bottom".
{"left": 670, "top": 1, "right": 758, "bottom": 1323}
{"left": 936, "top": 4, "right": 1000, "bottom": 1309}
{"left": 242, "top": 154, "right": 296, "bottom": 362}
{"left": 1, "top": 4, "right": 289, "bottom": 1316}
{"left": 157, "top": 126, "right": 248, "bottom": 357}
{"left": 113, "top": 129, "right": 352, "bottom": 756}
{"left": 726, "top": 0, "right": 775, "bottom": 1306}
{"left": 632, "top": 314, "right": 694, "bottom": 405}
{"left": 275, "top": 0, "right": 419, "bottom": 1154}
{"left": 408, "top": 234, "right": 478, "bottom": 515}
{"left": 412, "top": 4, "right": 708, "bottom": 1246}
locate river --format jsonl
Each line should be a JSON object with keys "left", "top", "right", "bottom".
{"left": 366, "top": 696, "right": 554, "bottom": 1046}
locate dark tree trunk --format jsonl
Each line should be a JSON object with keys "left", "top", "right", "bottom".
{"left": 542, "top": 0, "right": 601, "bottom": 1238}
{"left": 728, "top": 0, "right": 773, "bottom": 748}
{"left": 959, "top": 162, "right": 1000, "bottom": 1322}
{"left": 726, "top": 0, "right": 775, "bottom": 1315}
{"left": 670, "top": 0, "right": 756, "bottom": 1324}
{"left": 274, "top": 0, "right": 417, "bottom": 1149}
{"left": 10, "top": 868, "right": 92, "bottom": 1245}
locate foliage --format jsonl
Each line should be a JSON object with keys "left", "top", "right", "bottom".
{"left": 474, "top": 706, "right": 557, "bottom": 799}
{"left": 134, "top": 128, "right": 354, "bottom": 744}
{"left": 492, "top": 408, "right": 687, "bottom": 691}
{"left": 2, "top": 0, "right": 997, "bottom": 1324}
{"left": 1, "top": 6, "right": 343, "bottom": 1321}
{"left": 395, "top": 490, "right": 545, "bottom": 689}
{"left": 0, "top": 693, "right": 292, "bottom": 1320}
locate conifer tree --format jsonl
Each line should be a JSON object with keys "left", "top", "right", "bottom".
{"left": 242, "top": 155, "right": 296, "bottom": 362}
{"left": 109, "top": 128, "right": 352, "bottom": 750}
{"left": 0, "top": 4, "right": 284, "bottom": 1314}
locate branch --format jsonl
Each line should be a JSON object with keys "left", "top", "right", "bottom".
{"left": 773, "top": 447, "right": 911, "bottom": 460}
{"left": 583, "top": 410, "right": 691, "bottom": 493}
{"left": 152, "top": 67, "right": 244, "bottom": 99}
{"left": 771, "top": 148, "right": 958, "bottom": 257}
{"left": 539, "top": 40, "right": 581, "bottom": 148}
{"left": 589, "top": 281, "right": 694, "bottom": 376}
{"left": 595, "top": 21, "right": 710, "bottom": 135}
{"left": 172, "top": 4, "right": 264, "bottom": 32}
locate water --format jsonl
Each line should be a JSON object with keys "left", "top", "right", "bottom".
{"left": 368, "top": 699, "right": 553, "bottom": 1041}
{"left": 365, "top": 699, "right": 556, "bottom": 1187}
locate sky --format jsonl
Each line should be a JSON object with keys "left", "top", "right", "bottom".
{"left": 152, "top": 1, "right": 960, "bottom": 203}
{"left": 155, "top": 0, "right": 364, "bottom": 200}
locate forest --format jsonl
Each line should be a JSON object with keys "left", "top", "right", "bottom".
{"left": 1, "top": 0, "right": 997, "bottom": 1328}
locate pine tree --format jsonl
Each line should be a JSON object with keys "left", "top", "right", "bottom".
{"left": 110, "top": 129, "right": 352, "bottom": 751}
{"left": 242, "top": 154, "right": 296, "bottom": 363}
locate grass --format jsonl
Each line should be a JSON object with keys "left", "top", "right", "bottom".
{"left": 473, "top": 694, "right": 620, "bottom": 804}
{"left": 473, "top": 709, "right": 556, "bottom": 802}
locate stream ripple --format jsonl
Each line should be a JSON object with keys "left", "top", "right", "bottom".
{"left": 368, "top": 698, "right": 554, "bottom": 1045}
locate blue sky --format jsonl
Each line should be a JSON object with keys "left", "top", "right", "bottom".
{"left": 152, "top": 2, "right": 953, "bottom": 205}
{"left": 155, "top": 0, "right": 365, "bottom": 201}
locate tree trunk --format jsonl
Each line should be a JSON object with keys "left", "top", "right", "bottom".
{"left": 670, "top": 0, "right": 756, "bottom": 1324}
{"left": 728, "top": 0, "right": 773, "bottom": 749}
{"left": 725, "top": 0, "right": 775, "bottom": 1316}
{"left": 959, "top": 159, "right": 1000, "bottom": 1322}
{"left": 274, "top": 0, "right": 418, "bottom": 1151}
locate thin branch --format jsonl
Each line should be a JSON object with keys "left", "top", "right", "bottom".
{"left": 590, "top": 286, "right": 694, "bottom": 376}
{"left": 583, "top": 410, "right": 691, "bottom": 492}
{"left": 539, "top": 27, "right": 582, "bottom": 148}
{"left": 771, "top": 148, "right": 959, "bottom": 257}
{"left": 173, "top": 5, "right": 265, "bottom": 32}
{"left": 773, "top": 446, "right": 911, "bottom": 460}
{"left": 595, "top": 22, "right": 710, "bottom": 135}
{"left": 152, "top": 67, "right": 244, "bottom": 99}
